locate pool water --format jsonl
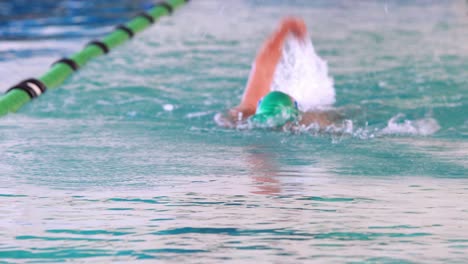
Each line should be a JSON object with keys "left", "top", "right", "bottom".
{"left": 1, "top": 0, "right": 467, "bottom": 263}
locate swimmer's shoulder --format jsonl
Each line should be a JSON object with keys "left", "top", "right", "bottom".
{"left": 299, "top": 110, "right": 341, "bottom": 128}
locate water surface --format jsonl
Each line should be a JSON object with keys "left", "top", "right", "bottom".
{"left": 0, "top": 0, "right": 467, "bottom": 263}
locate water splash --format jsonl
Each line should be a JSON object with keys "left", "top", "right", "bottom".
{"left": 380, "top": 114, "right": 440, "bottom": 136}
{"left": 271, "top": 35, "right": 335, "bottom": 111}
{"left": 289, "top": 113, "right": 440, "bottom": 140}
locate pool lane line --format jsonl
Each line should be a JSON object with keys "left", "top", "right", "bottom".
{"left": 0, "top": 0, "right": 190, "bottom": 117}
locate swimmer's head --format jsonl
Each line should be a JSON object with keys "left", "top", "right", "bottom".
{"left": 250, "top": 91, "right": 299, "bottom": 127}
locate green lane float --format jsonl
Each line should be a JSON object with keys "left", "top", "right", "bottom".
{"left": 0, "top": 0, "right": 189, "bottom": 117}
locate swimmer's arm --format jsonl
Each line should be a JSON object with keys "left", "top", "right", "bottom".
{"left": 230, "top": 18, "right": 307, "bottom": 120}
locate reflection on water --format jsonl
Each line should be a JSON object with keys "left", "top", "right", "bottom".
{"left": 1, "top": 174, "right": 468, "bottom": 262}
{"left": 2, "top": 118, "right": 466, "bottom": 262}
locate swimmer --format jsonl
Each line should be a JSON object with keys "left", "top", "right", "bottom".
{"left": 216, "top": 17, "right": 337, "bottom": 129}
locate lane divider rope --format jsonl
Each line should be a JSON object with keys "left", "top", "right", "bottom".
{"left": 138, "top": 12, "right": 156, "bottom": 24}
{"left": 52, "top": 58, "right": 80, "bottom": 71}
{"left": 157, "top": 2, "right": 174, "bottom": 14}
{"left": 116, "top": 25, "right": 135, "bottom": 38}
{"left": 6, "top": 78, "right": 47, "bottom": 99}
{"left": 86, "top": 40, "right": 110, "bottom": 54}
{"left": 0, "top": 0, "right": 189, "bottom": 115}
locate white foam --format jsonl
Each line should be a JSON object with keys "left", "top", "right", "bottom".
{"left": 163, "top": 104, "right": 174, "bottom": 111}
{"left": 186, "top": 111, "right": 212, "bottom": 119}
{"left": 380, "top": 114, "right": 440, "bottom": 136}
{"left": 271, "top": 35, "right": 335, "bottom": 112}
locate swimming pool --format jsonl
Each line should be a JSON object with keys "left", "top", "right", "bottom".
{"left": 1, "top": 0, "right": 467, "bottom": 262}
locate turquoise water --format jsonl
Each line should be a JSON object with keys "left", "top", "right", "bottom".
{"left": 1, "top": 0, "right": 468, "bottom": 263}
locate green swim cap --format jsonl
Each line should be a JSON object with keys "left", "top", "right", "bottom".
{"left": 250, "top": 91, "right": 299, "bottom": 127}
